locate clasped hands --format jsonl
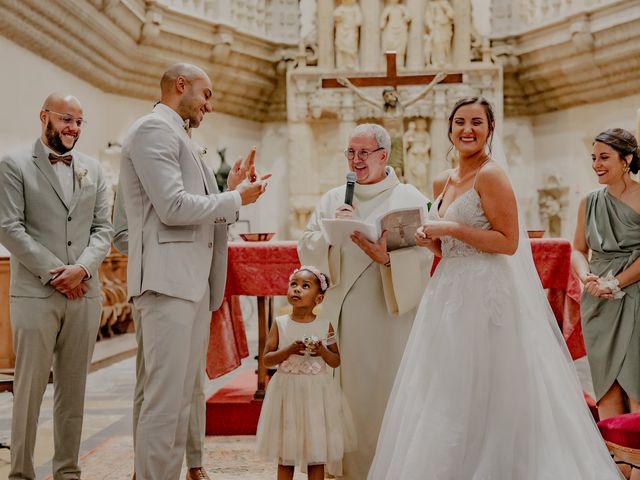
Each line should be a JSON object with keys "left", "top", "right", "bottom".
{"left": 227, "top": 147, "right": 272, "bottom": 205}
{"left": 582, "top": 273, "right": 615, "bottom": 300}
{"left": 49, "top": 264, "right": 88, "bottom": 300}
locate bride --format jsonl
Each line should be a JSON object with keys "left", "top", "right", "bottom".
{"left": 367, "top": 97, "right": 623, "bottom": 479}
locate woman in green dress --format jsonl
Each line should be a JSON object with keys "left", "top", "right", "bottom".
{"left": 572, "top": 128, "right": 640, "bottom": 431}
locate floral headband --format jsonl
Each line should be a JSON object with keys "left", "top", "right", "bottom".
{"left": 289, "top": 265, "right": 329, "bottom": 293}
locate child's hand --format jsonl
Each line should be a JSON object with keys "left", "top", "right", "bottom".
{"left": 287, "top": 340, "right": 306, "bottom": 357}
{"left": 307, "top": 341, "right": 322, "bottom": 356}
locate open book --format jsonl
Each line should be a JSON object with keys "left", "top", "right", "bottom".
{"left": 321, "top": 206, "right": 425, "bottom": 251}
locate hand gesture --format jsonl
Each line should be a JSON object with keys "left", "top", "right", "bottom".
{"left": 583, "top": 275, "right": 615, "bottom": 300}
{"left": 50, "top": 265, "right": 88, "bottom": 299}
{"left": 351, "top": 230, "right": 390, "bottom": 264}
{"left": 335, "top": 204, "right": 354, "bottom": 219}
{"left": 415, "top": 225, "right": 438, "bottom": 249}
{"left": 420, "top": 220, "right": 456, "bottom": 240}
{"left": 236, "top": 176, "right": 270, "bottom": 205}
{"left": 227, "top": 147, "right": 255, "bottom": 191}
{"left": 287, "top": 340, "right": 306, "bottom": 357}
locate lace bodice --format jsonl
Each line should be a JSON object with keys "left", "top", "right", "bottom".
{"left": 429, "top": 187, "right": 491, "bottom": 258}
{"left": 276, "top": 315, "right": 331, "bottom": 376}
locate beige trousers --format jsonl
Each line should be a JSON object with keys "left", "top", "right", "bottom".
{"left": 132, "top": 290, "right": 210, "bottom": 480}
{"left": 131, "top": 307, "right": 208, "bottom": 469}
{"left": 9, "top": 293, "right": 101, "bottom": 480}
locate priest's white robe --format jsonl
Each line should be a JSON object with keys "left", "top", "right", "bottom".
{"left": 298, "top": 168, "right": 433, "bottom": 479}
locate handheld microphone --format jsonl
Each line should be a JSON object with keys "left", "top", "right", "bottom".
{"left": 344, "top": 172, "right": 357, "bottom": 206}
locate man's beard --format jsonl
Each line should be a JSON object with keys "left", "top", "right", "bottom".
{"left": 178, "top": 97, "right": 201, "bottom": 129}
{"left": 45, "top": 121, "right": 76, "bottom": 154}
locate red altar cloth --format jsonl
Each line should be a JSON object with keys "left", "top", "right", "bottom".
{"left": 205, "top": 241, "right": 299, "bottom": 379}
{"left": 529, "top": 238, "right": 586, "bottom": 360}
{"left": 206, "top": 238, "right": 586, "bottom": 378}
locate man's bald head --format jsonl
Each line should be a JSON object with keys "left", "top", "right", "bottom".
{"left": 41, "top": 93, "right": 82, "bottom": 113}
{"left": 160, "top": 63, "right": 209, "bottom": 98}
{"left": 159, "top": 63, "right": 213, "bottom": 129}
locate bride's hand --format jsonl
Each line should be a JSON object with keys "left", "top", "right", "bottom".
{"left": 421, "top": 220, "right": 457, "bottom": 240}
{"left": 415, "top": 226, "right": 433, "bottom": 247}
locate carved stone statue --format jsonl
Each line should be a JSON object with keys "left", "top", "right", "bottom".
{"left": 425, "top": 0, "right": 454, "bottom": 67}
{"left": 214, "top": 147, "right": 231, "bottom": 192}
{"left": 333, "top": 0, "right": 363, "bottom": 70}
{"left": 380, "top": 0, "right": 411, "bottom": 67}
{"left": 537, "top": 173, "right": 569, "bottom": 238}
{"left": 403, "top": 118, "right": 431, "bottom": 192}
{"left": 337, "top": 73, "right": 445, "bottom": 180}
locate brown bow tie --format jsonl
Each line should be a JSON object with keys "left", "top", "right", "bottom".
{"left": 48, "top": 153, "right": 72, "bottom": 166}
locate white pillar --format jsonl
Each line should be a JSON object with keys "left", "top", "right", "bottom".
{"left": 318, "top": 0, "right": 334, "bottom": 68}
{"left": 406, "top": 0, "right": 425, "bottom": 70}
{"left": 360, "top": 0, "right": 381, "bottom": 70}
{"left": 429, "top": 90, "right": 450, "bottom": 183}
{"left": 452, "top": 0, "right": 471, "bottom": 66}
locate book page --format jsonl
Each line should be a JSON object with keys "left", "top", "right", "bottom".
{"left": 321, "top": 218, "right": 379, "bottom": 247}
{"left": 378, "top": 207, "right": 424, "bottom": 251}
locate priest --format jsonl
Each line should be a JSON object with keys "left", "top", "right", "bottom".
{"left": 298, "top": 123, "right": 433, "bottom": 479}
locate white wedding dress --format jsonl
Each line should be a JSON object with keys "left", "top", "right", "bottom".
{"left": 368, "top": 179, "right": 622, "bottom": 479}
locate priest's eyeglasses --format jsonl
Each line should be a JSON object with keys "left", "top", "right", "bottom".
{"left": 45, "top": 110, "right": 88, "bottom": 128}
{"left": 344, "top": 147, "right": 384, "bottom": 161}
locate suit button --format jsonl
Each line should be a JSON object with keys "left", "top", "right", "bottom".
{"left": 208, "top": 241, "right": 213, "bottom": 248}
{"left": 67, "top": 241, "right": 72, "bottom": 246}
{"left": 67, "top": 216, "right": 72, "bottom": 221}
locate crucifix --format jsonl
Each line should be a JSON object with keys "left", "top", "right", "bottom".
{"left": 322, "top": 51, "right": 463, "bottom": 180}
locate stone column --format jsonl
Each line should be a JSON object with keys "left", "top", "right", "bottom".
{"left": 429, "top": 89, "right": 450, "bottom": 184}
{"left": 406, "top": 0, "right": 425, "bottom": 69}
{"left": 360, "top": 0, "right": 381, "bottom": 70}
{"left": 452, "top": 0, "right": 471, "bottom": 66}
{"left": 318, "top": 0, "right": 334, "bottom": 68}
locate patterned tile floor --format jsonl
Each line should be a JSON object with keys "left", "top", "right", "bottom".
{"left": 0, "top": 354, "right": 309, "bottom": 479}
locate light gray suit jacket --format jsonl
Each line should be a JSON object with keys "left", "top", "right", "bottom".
{"left": 0, "top": 140, "right": 113, "bottom": 298}
{"left": 119, "top": 104, "right": 238, "bottom": 311}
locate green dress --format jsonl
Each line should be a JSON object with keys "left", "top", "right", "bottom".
{"left": 581, "top": 187, "right": 640, "bottom": 402}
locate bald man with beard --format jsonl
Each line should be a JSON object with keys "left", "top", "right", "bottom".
{"left": 0, "top": 94, "right": 113, "bottom": 480}
{"left": 119, "top": 63, "right": 268, "bottom": 480}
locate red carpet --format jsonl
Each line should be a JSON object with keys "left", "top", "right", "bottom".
{"left": 206, "top": 370, "right": 267, "bottom": 435}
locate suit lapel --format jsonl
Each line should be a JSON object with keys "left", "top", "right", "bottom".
{"left": 153, "top": 109, "right": 210, "bottom": 194}
{"left": 68, "top": 155, "right": 84, "bottom": 213}
{"left": 32, "top": 140, "right": 69, "bottom": 210}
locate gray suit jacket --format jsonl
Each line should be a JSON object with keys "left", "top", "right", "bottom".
{"left": 118, "top": 104, "right": 237, "bottom": 311}
{"left": 0, "top": 140, "right": 113, "bottom": 298}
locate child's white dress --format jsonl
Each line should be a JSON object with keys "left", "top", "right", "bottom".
{"left": 256, "top": 314, "right": 357, "bottom": 475}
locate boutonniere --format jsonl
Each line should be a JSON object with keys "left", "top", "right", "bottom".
{"left": 198, "top": 146, "right": 208, "bottom": 158}
{"left": 75, "top": 168, "right": 90, "bottom": 187}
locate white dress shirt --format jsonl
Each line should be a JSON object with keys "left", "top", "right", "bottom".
{"left": 40, "top": 139, "right": 91, "bottom": 280}
{"left": 41, "top": 139, "right": 75, "bottom": 205}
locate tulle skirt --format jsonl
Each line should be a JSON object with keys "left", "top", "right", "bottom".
{"left": 256, "top": 371, "right": 357, "bottom": 475}
{"left": 368, "top": 254, "right": 622, "bottom": 480}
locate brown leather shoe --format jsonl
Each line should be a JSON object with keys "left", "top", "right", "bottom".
{"left": 186, "top": 467, "right": 211, "bottom": 480}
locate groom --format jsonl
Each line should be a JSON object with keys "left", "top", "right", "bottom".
{"left": 119, "top": 63, "right": 268, "bottom": 480}
{"left": 298, "top": 123, "right": 433, "bottom": 479}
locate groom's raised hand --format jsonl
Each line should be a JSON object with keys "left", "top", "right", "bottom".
{"left": 227, "top": 147, "right": 255, "bottom": 191}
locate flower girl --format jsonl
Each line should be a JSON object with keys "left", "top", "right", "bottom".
{"left": 256, "top": 266, "right": 356, "bottom": 479}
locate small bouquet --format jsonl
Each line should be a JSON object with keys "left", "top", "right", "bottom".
{"left": 597, "top": 271, "right": 625, "bottom": 299}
